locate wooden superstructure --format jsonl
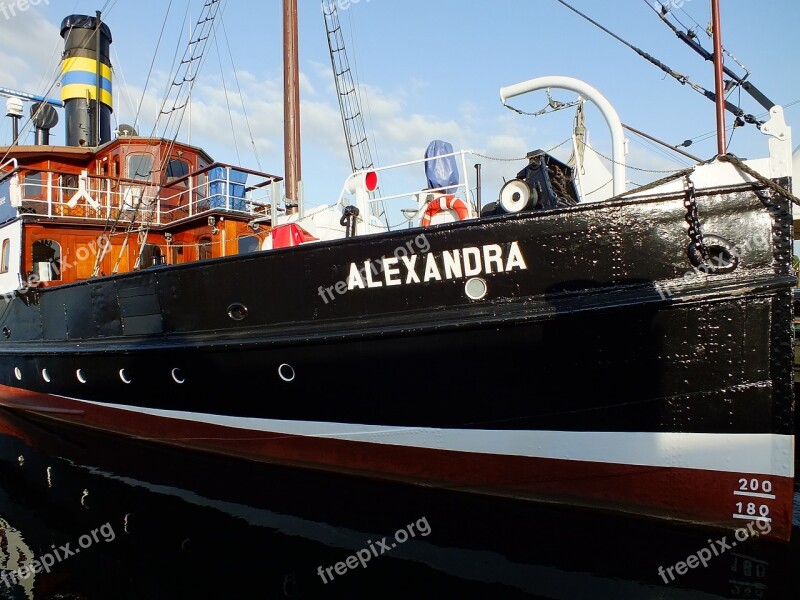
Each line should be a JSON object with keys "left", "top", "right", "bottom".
{"left": 0, "top": 136, "right": 281, "bottom": 292}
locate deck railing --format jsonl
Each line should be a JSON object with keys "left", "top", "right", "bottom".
{"left": 334, "top": 149, "right": 478, "bottom": 231}
{"left": 2, "top": 163, "right": 282, "bottom": 227}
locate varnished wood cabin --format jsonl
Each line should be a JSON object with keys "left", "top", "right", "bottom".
{"left": 0, "top": 136, "right": 280, "bottom": 295}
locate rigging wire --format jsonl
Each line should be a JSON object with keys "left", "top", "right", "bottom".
{"left": 670, "top": 1, "right": 751, "bottom": 73}
{"left": 33, "top": 26, "right": 68, "bottom": 109}
{"left": 219, "top": 17, "right": 263, "bottom": 171}
{"left": 212, "top": 28, "right": 241, "bottom": 165}
{"left": 503, "top": 89, "right": 582, "bottom": 118}
{"left": 678, "top": 98, "right": 799, "bottom": 150}
{"left": 133, "top": 0, "right": 177, "bottom": 135}
{"left": 627, "top": 134, "right": 693, "bottom": 168}
{"left": 101, "top": 0, "right": 226, "bottom": 272}
{"left": 552, "top": 0, "right": 761, "bottom": 126}
{"left": 322, "top": 0, "right": 389, "bottom": 226}
{"left": 726, "top": 85, "right": 743, "bottom": 149}
{"left": 345, "top": 7, "right": 382, "bottom": 173}
{"left": 111, "top": 45, "right": 139, "bottom": 132}
{"left": 643, "top": 0, "right": 752, "bottom": 84}
{"left": 99, "top": 0, "right": 118, "bottom": 14}
{"left": 147, "top": 3, "right": 194, "bottom": 148}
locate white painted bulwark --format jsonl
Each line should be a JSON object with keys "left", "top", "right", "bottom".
{"left": 0, "top": 219, "right": 23, "bottom": 297}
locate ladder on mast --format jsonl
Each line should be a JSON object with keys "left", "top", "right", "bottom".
{"left": 321, "top": 1, "right": 386, "bottom": 223}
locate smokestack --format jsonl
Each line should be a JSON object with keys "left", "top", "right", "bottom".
{"left": 60, "top": 14, "right": 113, "bottom": 147}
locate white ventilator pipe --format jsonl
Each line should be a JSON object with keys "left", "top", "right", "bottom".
{"left": 500, "top": 76, "right": 626, "bottom": 196}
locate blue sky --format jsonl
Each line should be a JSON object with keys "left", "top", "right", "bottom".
{"left": 1, "top": 0, "right": 798, "bottom": 213}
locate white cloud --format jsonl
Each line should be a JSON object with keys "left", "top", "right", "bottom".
{"left": 0, "top": 10, "right": 60, "bottom": 94}
{"left": 0, "top": 9, "right": 63, "bottom": 145}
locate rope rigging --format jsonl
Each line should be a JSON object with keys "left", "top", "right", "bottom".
{"left": 219, "top": 17, "right": 263, "bottom": 171}
{"left": 101, "top": 0, "right": 225, "bottom": 273}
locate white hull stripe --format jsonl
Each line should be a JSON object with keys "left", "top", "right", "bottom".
{"left": 57, "top": 396, "right": 795, "bottom": 477}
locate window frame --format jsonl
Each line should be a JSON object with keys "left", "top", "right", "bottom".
{"left": 0, "top": 238, "right": 10, "bottom": 274}
{"left": 31, "top": 238, "right": 63, "bottom": 282}
{"left": 126, "top": 153, "right": 154, "bottom": 182}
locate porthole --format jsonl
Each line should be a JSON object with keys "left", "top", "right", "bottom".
{"left": 278, "top": 363, "right": 295, "bottom": 382}
{"left": 119, "top": 369, "right": 132, "bottom": 384}
{"left": 42, "top": 368, "right": 51, "bottom": 383}
{"left": 227, "top": 303, "right": 248, "bottom": 321}
{"left": 14, "top": 367, "right": 21, "bottom": 381}
{"left": 2, "top": 327, "right": 10, "bottom": 339}
{"left": 465, "top": 277, "right": 488, "bottom": 301}
{"left": 76, "top": 369, "right": 87, "bottom": 384}
{"left": 171, "top": 368, "right": 186, "bottom": 384}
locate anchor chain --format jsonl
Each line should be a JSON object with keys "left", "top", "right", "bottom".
{"left": 683, "top": 177, "right": 737, "bottom": 274}
{"left": 683, "top": 178, "right": 708, "bottom": 261}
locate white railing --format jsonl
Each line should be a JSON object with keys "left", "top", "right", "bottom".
{"left": 0, "top": 157, "right": 18, "bottom": 174}
{"left": 11, "top": 163, "right": 280, "bottom": 227}
{"left": 336, "top": 149, "right": 478, "bottom": 230}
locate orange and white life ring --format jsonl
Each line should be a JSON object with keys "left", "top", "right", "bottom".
{"left": 421, "top": 195, "right": 469, "bottom": 227}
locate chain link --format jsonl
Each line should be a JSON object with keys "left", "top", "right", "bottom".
{"left": 583, "top": 141, "right": 692, "bottom": 173}
{"left": 682, "top": 178, "right": 709, "bottom": 261}
{"left": 503, "top": 90, "right": 582, "bottom": 118}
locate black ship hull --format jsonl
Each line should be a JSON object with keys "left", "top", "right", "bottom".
{"left": 0, "top": 182, "right": 795, "bottom": 540}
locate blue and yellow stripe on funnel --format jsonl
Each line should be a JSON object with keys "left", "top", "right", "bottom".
{"left": 61, "top": 57, "right": 113, "bottom": 108}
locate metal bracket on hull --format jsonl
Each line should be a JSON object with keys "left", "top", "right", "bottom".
{"left": 760, "top": 106, "right": 793, "bottom": 179}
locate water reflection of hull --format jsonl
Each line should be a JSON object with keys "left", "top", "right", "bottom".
{"left": 0, "top": 408, "right": 797, "bottom": 598}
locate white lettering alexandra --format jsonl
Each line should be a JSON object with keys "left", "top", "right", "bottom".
{"left": 342, "top": 241, "right": 527, "bottom": 293}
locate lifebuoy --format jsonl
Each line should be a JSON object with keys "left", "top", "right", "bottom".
{"left": 421, "top": 195, "right": 469, "bottom": 227}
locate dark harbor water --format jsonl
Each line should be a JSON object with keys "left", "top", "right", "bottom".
{"left": 0, "top": 409, "right": 797, "bottom": 599}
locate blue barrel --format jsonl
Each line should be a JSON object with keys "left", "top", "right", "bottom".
{"left": 208, "top": 167, "right": 248, "bottom": 211}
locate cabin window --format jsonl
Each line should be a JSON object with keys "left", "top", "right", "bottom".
{"left": 0, "top": 239, "right": 10, "bottom": 273}
{"left": 138, "top": 244, "right": 165, "bottom": 268}
{"left": 22, "top": 172, "right": 43, "bottom": 198}
{"left": 198, "top": 237, "right": 212, "bottom": 261}
{"left": 60, "top": 174, "right": 78, "bottom": 203}
{"left": 238, "top": 235, "right": 260, "bottom": 254}
{"left": 166, "top": 158, "right": 190, "bottom": 180}
{"left": 127, "top": 154, "right": 154, "bottom": 182}
{"left": 31, "top": 239, "right": 62, "bottom": 282}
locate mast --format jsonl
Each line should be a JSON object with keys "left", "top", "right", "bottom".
{"left": 711, "top": 0, "right": 726, "bottom": 155}
{"left": 283, "top": 0, "right": 302, "bottom": 216}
